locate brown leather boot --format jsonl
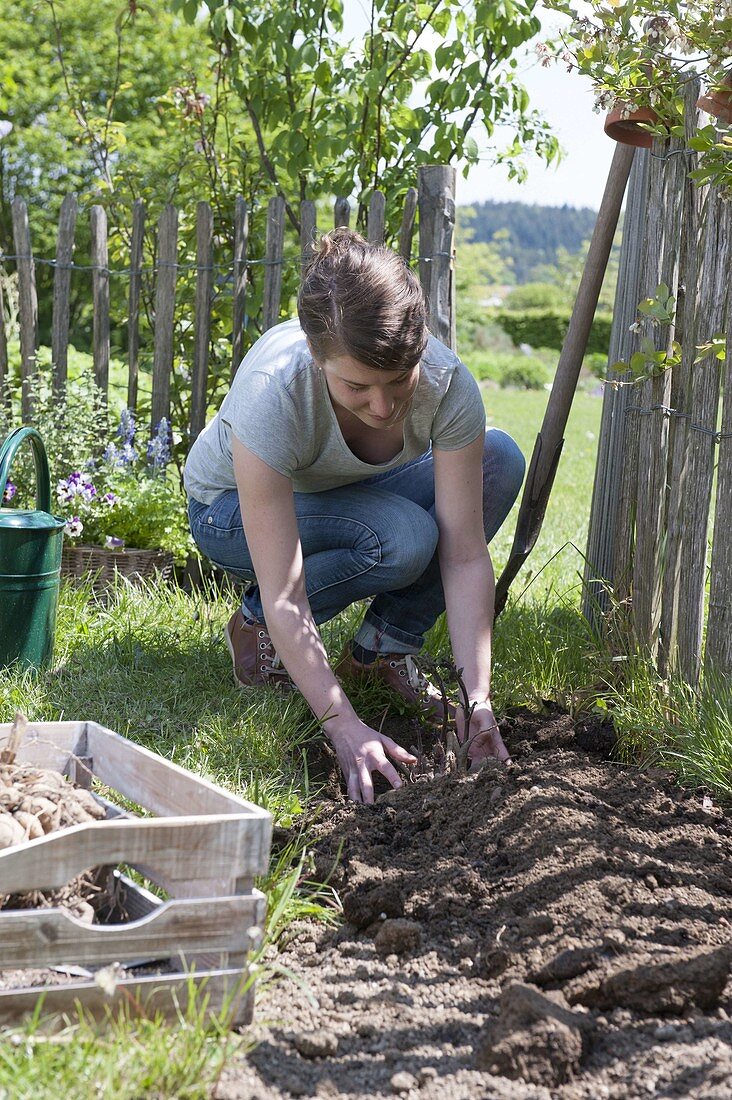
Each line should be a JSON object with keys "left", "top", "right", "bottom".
{"left": 225, "top": 610, "right": 294, "bottom": 690}
{"left": 336, "top": 644, "right": 455, "bottom": 723}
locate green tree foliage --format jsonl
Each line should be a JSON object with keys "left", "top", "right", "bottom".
{"left": 1, "top": 0, "right": 564, "bottom": 440}
{"left": 465, "top": 199, "right": 599, "bottom": 282}
{"left": 173, "top": 0, "right": 561, "bottom": 234}
{"left": 0, "top": 1, "right": 214, "bottom": 341}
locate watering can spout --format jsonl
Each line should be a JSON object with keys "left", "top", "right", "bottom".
{"left": 0, "top": 427, "right": 66, "bottom": 669}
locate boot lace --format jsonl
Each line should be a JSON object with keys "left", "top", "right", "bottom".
{"left": 393, "top": 654, "right": 443, "bottom": 702}
{"left": 256, "top": 629, "right": 293, "bottom": 688}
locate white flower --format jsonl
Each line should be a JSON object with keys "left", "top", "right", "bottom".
{"left": 64, "top": 516, "right": 84, "bottom": 538}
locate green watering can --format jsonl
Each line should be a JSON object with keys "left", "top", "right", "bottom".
{"left": 0, "top": 427, "right": 66, "bottom": 669}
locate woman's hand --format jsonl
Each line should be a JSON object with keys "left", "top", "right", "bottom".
{"left": 326, "top": 718, "right": 417, "bottom": 804}
{"left": 455, "top": 699, "right": 511, "bottom": 766}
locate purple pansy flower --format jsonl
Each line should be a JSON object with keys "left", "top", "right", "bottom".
{"left": 64, "top": 516, "right": 84, "bottom": 538}
{"left": 2, "top": 480, "right": 16, "bottom": 503}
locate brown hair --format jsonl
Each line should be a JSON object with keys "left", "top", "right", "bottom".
{"left": 297, "top": 227, "right": 428, "bottom": 372}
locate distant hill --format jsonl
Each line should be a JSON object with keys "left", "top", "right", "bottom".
{"left": 464, "top": 200, "right": 599, "bottom": 284}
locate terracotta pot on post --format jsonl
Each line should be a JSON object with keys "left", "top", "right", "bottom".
{"left": 603, "top": 104, "right": 659, "bottom": 148}
{"left": 697, "top": 70, "right": 732, "bottom": 124}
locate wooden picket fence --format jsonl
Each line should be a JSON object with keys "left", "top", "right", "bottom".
{"left": 0, "top": 165, "right": 456, "bottom": 446}
{"left": 583, "top": 82, "right": 732, "bottom": 683}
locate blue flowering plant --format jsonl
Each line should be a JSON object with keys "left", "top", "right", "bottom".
{"left": 56, "top": 410, "right": 193, "bottom": 563}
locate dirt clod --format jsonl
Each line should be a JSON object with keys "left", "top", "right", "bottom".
{"left": 573, "top": 946, "right": 732, "bottom": 1015}
{"left": 342, "top": 883, "right": 405, "bottom": 930}
{"left": 374, "top": 918, "right": 422, "bottom": 957}
{"left": 389, "top": 1070, "right": 417, "bottom": 1093}
{"left": 293, "top": 1030, "right": 339, "bottom": 1059}
{"left": 473, "top": 982, "right": 590, "bottom": 1086}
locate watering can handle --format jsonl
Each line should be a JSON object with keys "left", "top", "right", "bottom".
{"left": 0, "top": 427, "right": 53, "bottom": 513}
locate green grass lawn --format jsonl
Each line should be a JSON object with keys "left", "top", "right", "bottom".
{"left": 2, "top": 381, "right": 730, "bottom": 1093}
{"left": 484, "top": 385, "right": 603, "bottom": 598}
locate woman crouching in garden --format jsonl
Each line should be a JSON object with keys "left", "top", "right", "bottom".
{"left": 185, "top": 228, "right": 525, "bottom": 803}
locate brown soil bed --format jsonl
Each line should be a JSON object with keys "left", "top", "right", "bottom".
{"left": 218, "top": 706, "right": 732, "bottom": 1100}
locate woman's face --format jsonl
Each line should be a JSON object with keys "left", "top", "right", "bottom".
{"left": 319, "top": 353, "right": 420, "bottom": 429}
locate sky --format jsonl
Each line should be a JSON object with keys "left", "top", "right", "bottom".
{"left": 342, "top": 1, "right": 615, "bottom": 211}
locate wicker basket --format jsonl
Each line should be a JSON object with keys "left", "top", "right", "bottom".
{"left": 61, "top": 544, "right": 174, "bottom": 588}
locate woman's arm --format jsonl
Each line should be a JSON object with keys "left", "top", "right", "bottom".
{"left": 232, "top": 436, "right": 415, "bottom": 799}
{"left": 433, "top": 435, "right": 510, "bottom": 763}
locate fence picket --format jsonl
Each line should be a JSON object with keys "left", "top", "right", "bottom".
{"left": 231, "top": 197, "right": 248, "bottom": 380}
{"left": 418, "top": 166, "right": 456, "bottom": 350}
{"left": 300, "top": 199, "right": 316, "bottom": 276}
{"left": 190, "top": 202, "right": 214, "bottom": 444}
{"left": 151, "top": 204, "right": 178, "bottom": 431}
{"left": 611, "top": 150, "right": 664, "bottom": 607}
{"left": 334, "top": 197, "right": 350, "bottom": 229}
{"left": 262, "top": 196, "right": 285, "bottom": 332}
{"left": 90, "top": 205, "right": 110, "bottom": 400}
{"left": 706, "top": 233, "right": 732, "bottom": 675}
{"left": 632, "top": 133, "right": 686, "bottom": 653}
{"left": 675, "top": 187, "right": 731, "bottom": 683}
{"left": 0, "top": 280, "right": 8, "bottom": 408}
{"left": 127, "top": 199, "right": 145, "bottom": 411}
{"left": 51, "top": 193, "right": 77, "bottom": 393}
{"left": 11, "top": 198, "right": 37, "bottom": 421}
{"left": 659, "top": 93, "right": 702, "bottom": 673}
{"left": 582, "top": 151, "right": 649, "bottom": 626}
{"left": 367, "top": 191, "right": 386, "bottom": 245}
{"left": 398, "top": 187, "right": 418, "bottom": 264}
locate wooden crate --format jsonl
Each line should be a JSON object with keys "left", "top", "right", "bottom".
{"left": 0, "top": 720, "right": 272, "bottom": 1027}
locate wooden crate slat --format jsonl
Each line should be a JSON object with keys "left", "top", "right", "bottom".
{"left": 0, "top": 966, "right": 255, "bottom": 1029}
{"left": 189, "top": 201, "right": 214, "bottom": 444}
{"left": 262, "top": 195, "right": 286, "bottom": 332}
{"left": 11, "top": 197, "right": 38, "bottom": 421}
{"left": 51, "top": 192, "right": 77, "bottom": 393}
{"left": 398, "top": 186, "right": 418, "bottom": 264}
{"left": 0, "top": 720, "right": 88, "bottom": 771}
{"left": 84, "top": 722, "right": 267, "bottom": 817}
{"left": 90, "top": 205, "right": 111, "bottom": 399}
{"left": 0, "top": 893, "right": 265, "bottom": 969}
{"left": 151, "top": 203, "right": 179, "bottom": 431}
{"left": 0, "top": 816, "right": 268, "bottom": 894}
{"left": 127, "top": 198, "right": 145, "bottom": 411}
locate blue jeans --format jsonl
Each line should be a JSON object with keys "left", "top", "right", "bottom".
{"left": 188, "top": 428, "right": 525, "bottom": 655}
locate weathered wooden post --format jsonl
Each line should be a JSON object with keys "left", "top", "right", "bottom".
{"left": 262, "top": 196, "right": 286, "bottom": 333}
{"left": 151, "top": 204, "right": 178, "bottom": 431}
{"left": 127, "top": 199, "right": 145, "bottom": 411}
{"left": 11, "top": 198, "right": 37, "bottom": 422}
{"left": 189, "top": 201, "right": 214, "bottom": 445}
{"left": 51, "top": 193, "right": 77, "bottom": 394}
{"left": 398, "top": 187, "right": 418, "bottom": 265}
{"left": 90, "top": 205, "right": 110, "bottom": 401}
{"left": 582, "top": 151, "right": 649, "bottom": 628}
{"left": 231, "top": 196, "right": 249, "bottom": 380}
{"left": 418, "top": 165, "right": 456, "bottom": 351}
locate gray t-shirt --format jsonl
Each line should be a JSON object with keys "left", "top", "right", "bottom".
{"left": 184, "top": 319, "right": 486, "bottom": 504}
